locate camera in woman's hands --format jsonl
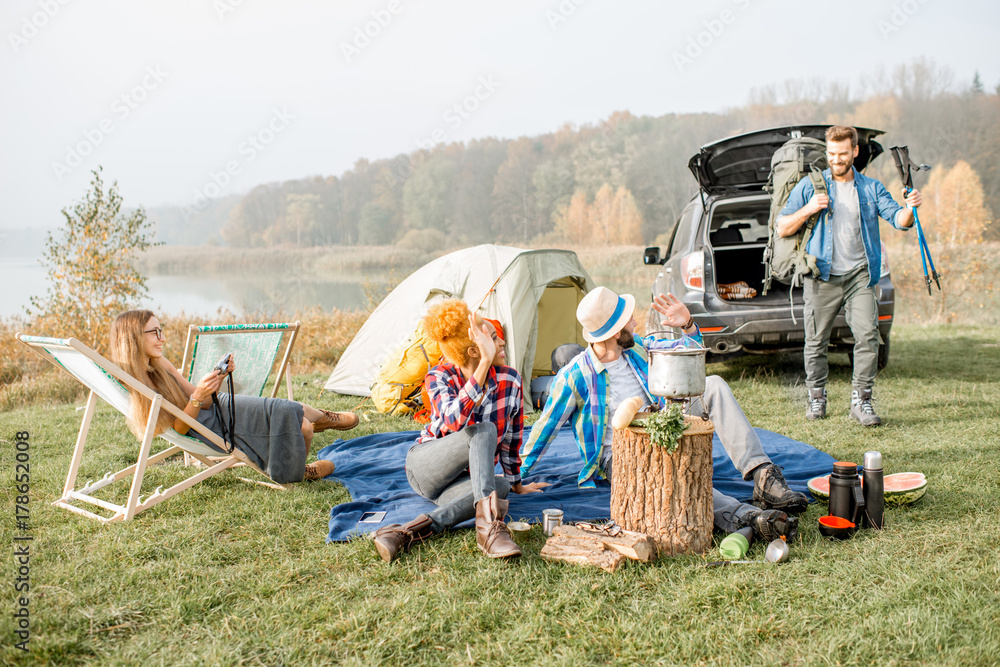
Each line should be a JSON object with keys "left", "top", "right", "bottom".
{"left": 214, "top": 353, "right": 232, "bottom": 376}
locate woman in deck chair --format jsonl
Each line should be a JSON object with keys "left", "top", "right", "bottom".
{"left": 110, "top": 309, "right": 357, "bottom": 481}
{"left": 372, "top": 299, "right": 548, "bottom": 562}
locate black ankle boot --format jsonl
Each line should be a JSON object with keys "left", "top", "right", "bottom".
{"left": 739, "top": 509, "right": 799, "bottom": 543}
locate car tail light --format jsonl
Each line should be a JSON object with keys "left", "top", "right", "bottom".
{"left": 880, "top": 241, "right": 890, "bottom": 279}
{"left": 681, "top": 251, "right": 704, "bottom": 291}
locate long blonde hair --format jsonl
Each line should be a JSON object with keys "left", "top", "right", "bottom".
{"left": 109, "top": 310, "right": 189, "bottom": 438}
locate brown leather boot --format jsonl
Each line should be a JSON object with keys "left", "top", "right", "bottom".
{"left": 475, "top": 492, "right": 522, "bottom": 559}
{"left": 312, "top": 409, "right": 360, "bottom": 432}
{"left": 372, "top": 514, "right": 434, "bottom": 562}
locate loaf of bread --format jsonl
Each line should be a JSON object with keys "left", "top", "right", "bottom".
{"left": 611, "top": 395, "right": 645, "bottom": 430}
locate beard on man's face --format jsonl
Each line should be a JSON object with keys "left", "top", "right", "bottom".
{"left": 830, "top": 161, "right": 852, "bottom": 177}
{"left": 615, "top": 329, "right": 635, "bottom": 349}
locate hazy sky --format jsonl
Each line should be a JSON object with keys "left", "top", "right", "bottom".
{"left": 2, "top": 0, "right": 998, "bottom": 229}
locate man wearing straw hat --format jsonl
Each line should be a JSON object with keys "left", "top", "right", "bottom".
{"left": 520, "top": 287, "right": 807, "bottom": 540}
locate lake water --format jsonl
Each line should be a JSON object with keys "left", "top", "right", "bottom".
{"left": 0, "top": 257, "right": 386, "bottom": 319}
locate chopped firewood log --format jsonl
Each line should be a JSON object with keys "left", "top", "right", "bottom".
{"left": 540, "top": 536, "right": 626, "bottom": 573}
{"left": 551, "top": 524, "right": 657, "bottom": 562}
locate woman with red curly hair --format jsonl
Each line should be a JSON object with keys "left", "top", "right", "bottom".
{"left": 373, "top": 299, "right": 548, "bottom": 561}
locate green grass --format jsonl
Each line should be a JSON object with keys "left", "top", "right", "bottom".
{"left": 2, "top": 323, "right": 999, "bottom": 666}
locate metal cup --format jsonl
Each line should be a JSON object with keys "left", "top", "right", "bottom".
{"left": 542, "top": 508, "right": 564, "bottom": 536}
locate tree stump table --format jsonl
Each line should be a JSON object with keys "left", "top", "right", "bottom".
{"left": 610, "top": 415, "right": 715, "bottom": 555}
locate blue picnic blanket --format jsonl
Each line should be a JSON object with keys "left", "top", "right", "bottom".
{"left": 318, "top": 425, "right": 835, "bottom": 542}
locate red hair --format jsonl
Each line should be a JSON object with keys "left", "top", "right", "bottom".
{"left": 424, "top": 300, "right": 480, "bottom": 366}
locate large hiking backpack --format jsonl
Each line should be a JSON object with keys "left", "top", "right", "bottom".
{"left": 761, "top": 137, "right": 828, "bottom": 295}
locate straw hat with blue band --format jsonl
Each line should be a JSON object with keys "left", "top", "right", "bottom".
{"left": 577, "top": 287, "right": 636, "bottom": 343}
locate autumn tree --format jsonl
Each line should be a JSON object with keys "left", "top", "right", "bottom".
{"left": 920, "top": 160, "right": 992, "bottom": 246}
{"left": 553, "top": 185, "right": 644, "bottom": 246}
{"left": 403, "top": 154, "right": 456, "bottom": 233}
{"left": 891, "top": 160, "right": 994, "bottom": 323}
{"left": 531, "top": 157, "right": 575, "bottom": 238}
{"left": 553, "top": 190, "right": 590, "bottom": 244}
{"left": 283, "top": 193, "right": 323, "bottom": 247}
{"left": 29, "top": 168, "right": 158, "bottom": 351}
{"left": 491, "top": 138, "right": 542, "bottom": 243}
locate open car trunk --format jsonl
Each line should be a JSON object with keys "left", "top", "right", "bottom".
{"left": 706, "top": 198, "right": 800, "bottom": 305}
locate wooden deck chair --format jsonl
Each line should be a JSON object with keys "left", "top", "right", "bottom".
{"left": 16, "top": 334, "right": 290, "bottom": 524}
{"left": 177, "top": 321, "right": 300, "bottom": 466}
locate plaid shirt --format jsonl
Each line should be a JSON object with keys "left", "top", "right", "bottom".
{"left": 417, "top": 362, "right": 524, "bottom": 483}
{"left": 520, "top": 331, "right": 703, "bottom": 488}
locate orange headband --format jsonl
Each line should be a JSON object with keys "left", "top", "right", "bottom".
{"left": 483, "top": 318, "right": 504, "bottom": 342}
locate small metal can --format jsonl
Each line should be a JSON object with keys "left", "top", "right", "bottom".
{"left": 542, "top": 508, "right": 564, "bottom": 536}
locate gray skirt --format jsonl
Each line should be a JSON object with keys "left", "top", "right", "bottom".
{"left": 192, "top": 393, "right": 306, "bottom": 483}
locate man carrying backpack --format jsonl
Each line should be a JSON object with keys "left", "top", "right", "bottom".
{"left": 777, "top": 125, "right": 922, "bottom": 426}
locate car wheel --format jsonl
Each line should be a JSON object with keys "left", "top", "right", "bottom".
{"left": 877, "top": 334, "right": 890, "bottom": 370}
{"left": 846, "top": 335, "right": 890, "bottom": 370}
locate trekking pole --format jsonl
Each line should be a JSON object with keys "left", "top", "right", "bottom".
{"left": 891, "top": 146, "right": 941, "bottom": 296}
{"left": 913, "top": 204, "right": 941, "bottom": 291}
{"left": 906, "top": 186, "right": 941, "bottom": 294}
{"left": 908, "top": 190, "right": 932, "bottom": 295}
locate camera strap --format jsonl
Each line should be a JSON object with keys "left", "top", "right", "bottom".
{"left": 212, "top": 373, "right": 237, "bottom": 454}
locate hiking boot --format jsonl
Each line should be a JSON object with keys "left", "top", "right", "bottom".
{"left": 475, "top": 491, "right": 522, "bottom": 559}
{"left": 304, "top": 459, "right": 334, "bottom": 480}
{"left": 806, "top": 387, "right": 827, "bottom": 420}
{"left": 850, "top": 389, "right": 882, "bottom": 427}
{"left": 752, "top": 463, "right": 809, "bottom": 515}
{"left": 312, "top": 409, "right": 359, "bottom": 432}
{"left": 372, "top": 514, "right": 435, "bottom": 562}
{"left": 739, "top": 509, "right": 799, "bottom": 543}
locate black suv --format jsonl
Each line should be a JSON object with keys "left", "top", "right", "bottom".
{"left": 643, "top": 125, "right": 894, "bottom": 368}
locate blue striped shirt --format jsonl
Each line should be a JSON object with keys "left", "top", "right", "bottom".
{"left": 520, "top": 331, "right": 703, "bottom": 487}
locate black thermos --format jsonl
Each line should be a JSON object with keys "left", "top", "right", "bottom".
{"left": 862, "top": 451, "right": 885, "bottom": 529}
{"left": 829, "top": 461, "right": 865, "bottom": 526}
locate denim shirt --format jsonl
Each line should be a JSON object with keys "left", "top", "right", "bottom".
{"left": 781, "top": 167, "right": 911, "bottom": 287}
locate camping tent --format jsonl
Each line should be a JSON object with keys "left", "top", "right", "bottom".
{"left": 324, "top": 245, "right": 594, "bottom": 407}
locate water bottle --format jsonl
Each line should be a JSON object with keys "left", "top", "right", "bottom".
{"left": 862, "top": 451, "right": 885, "bottom": 529}
{"left": 719, "top": 526, "right": 754, "bottom": 560}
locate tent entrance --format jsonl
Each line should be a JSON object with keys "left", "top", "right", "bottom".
{"left": 532, "top": 277, "right": 587, "bottom": 378}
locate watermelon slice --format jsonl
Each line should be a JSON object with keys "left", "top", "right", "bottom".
{"left": 806, "top": 472, "right": 927, "bottom": 506}
{"left": 807, "top": 475, "right": 832, "bottom": 501}
{"left": 883, "top": 472, "right": 928, "bottom": 506}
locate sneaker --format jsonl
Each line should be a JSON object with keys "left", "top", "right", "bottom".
{"left": 806, "top": 387, "right": 827, "bottom": 420}
{"left": 738, "top": 509, "right": 799, "bottom": 543}
{"left": 850, "top": 389, "right": 882, "bottom": 427}
{"left": 752, "top": 463, "right": 809, "bottom": 515}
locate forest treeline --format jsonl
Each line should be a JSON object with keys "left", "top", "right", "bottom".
{"left": 151, "top": 62, "right": 1000, "bottom": 248}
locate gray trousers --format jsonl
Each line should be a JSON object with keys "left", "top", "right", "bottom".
{"left": 803, "top": 264, "right": 879, "bottom": 392}
{"left": 405, "top": 423, "right": 510, "bottom": 533}
{"left": 604, "top": 375, "right": 771, "bottom": 533}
